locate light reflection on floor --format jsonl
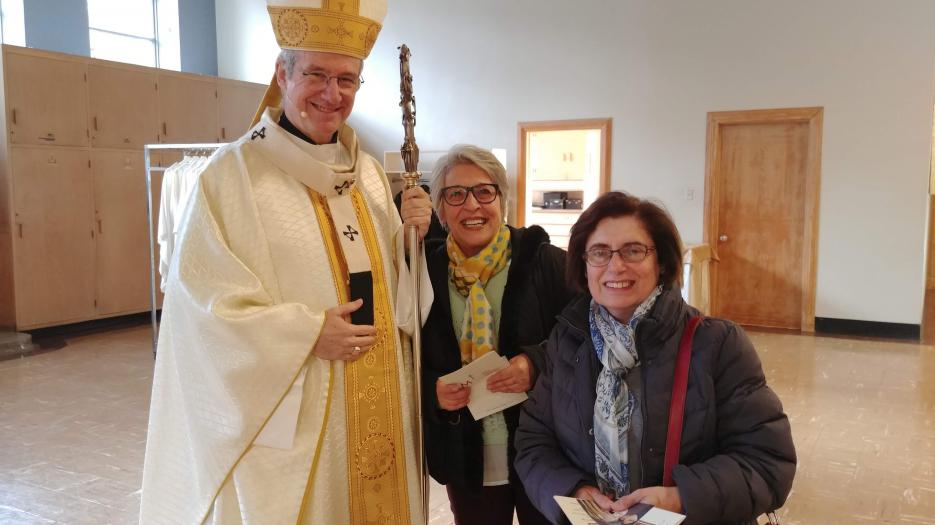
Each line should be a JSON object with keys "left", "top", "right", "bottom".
{"left": 0, "top": 323, "right": 933, "bottom": 524}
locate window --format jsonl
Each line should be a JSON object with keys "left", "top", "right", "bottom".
{"left": 88, "top": 0, "right": 156, "bottom": 66}
{"left": 87, "top": 0, "right": 179, "bottom": 70}
{"left": 0, "top": 0, "right": 25, "bottom": 46}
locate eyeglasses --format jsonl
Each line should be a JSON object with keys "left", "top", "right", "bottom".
{"left": 300, "top": 70, "right": 364, "bottom": 92}
{"left": 583, "top": 243, "right": 656, "bottom": 266}
{"left": 441, "top": 183, "right": 500, "bottom": 206}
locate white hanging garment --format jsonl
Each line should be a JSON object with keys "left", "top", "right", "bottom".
{"left": 157, "top": 155, "right": 210, "bottom": 291}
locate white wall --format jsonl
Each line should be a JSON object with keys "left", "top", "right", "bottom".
{"left": 216, "top": 0, "right": 935, "bottom": 326}
{"left": 215, "top": 0, "right": 277, "bottom": 83}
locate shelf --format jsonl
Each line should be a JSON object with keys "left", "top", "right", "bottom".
{"left": 529, "top": 208, "right": 583, "bottom": 213}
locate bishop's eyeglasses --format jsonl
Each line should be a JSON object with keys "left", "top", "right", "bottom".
{"left": 301, "top": 70, "right": 365, "bottom": 92}
{"left": 441, "top": 183, "right": 500, "bottom": 206}
{"left": 583, "top": 243, "right": 656, "bottom": 266}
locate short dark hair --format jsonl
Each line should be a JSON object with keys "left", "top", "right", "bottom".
{"left": 566, "top": 191, "right": 684, "bottom": 292}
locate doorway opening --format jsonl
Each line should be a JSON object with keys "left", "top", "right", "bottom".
{"left": 516, "top": 119, "right": 611, "bottom": 249}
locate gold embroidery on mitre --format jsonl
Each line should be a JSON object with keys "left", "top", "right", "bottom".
{"left": 267, "top": 5, "right": 381, "bottom": 59}
{"left": 277, "top": 9, "right": 308, "bottom": 47}
{"left": 323, "top": 0, "right": 359, "bottom": 14}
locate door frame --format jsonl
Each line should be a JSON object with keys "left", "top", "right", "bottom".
{"left": 704, "top": 107, "right": 823, "bottom": 332}
{"left": 516, "top": 118, "right": 612, "bottom": 226}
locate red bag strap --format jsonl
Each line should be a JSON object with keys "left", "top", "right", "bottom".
{"left": 663, "top": 315, "right": 703, "bottom": 487}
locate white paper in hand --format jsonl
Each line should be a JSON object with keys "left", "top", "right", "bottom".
{"left": 553, "top": 496, "right": 686, "bottom": 525}
{"left": 439, "top": 352, "right": 528, "bottom": 420}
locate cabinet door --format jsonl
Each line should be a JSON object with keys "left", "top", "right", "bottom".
{"left": 5, "top": 52, "right": 89, "bottom": 147}
{"left": 158, "top": 73, "right": 219, "bottom": 144}
{"left": 218, "top": 81, "right": 265, "bottom": 141}
{"left": 93, "top": 150, "right": 150, "bottom": 315}
{"left": 11, "top": 147, "right": 95, "bottom": 327}
{"left": 89, "top": 64, "right": 158, "bottom": 149}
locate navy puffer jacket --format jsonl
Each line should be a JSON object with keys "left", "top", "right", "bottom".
{"left": 514, "top": 289, "right": 796, "bottom": 525}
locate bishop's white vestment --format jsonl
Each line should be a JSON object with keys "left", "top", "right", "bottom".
{"left": 140, "top": 108, "right": 426, "bottom": 525}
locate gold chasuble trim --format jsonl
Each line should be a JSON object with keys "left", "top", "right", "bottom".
{"left": 305, "top": 188, "right": 411, "bottom": 524}
{"left": 297, "top": 190, "right": 343, "bottom": 524}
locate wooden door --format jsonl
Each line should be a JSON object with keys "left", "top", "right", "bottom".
{"left": 88, "top": 63, "right": 158, "bottom": 149}
{"left": 5, "top": 52, "right": 88, "bottom": 147}
{"left": 705, "top": 108, "right": 823, "bottom": 331}
{"left": 218, "top": 80, "right": 265, "bottom": 141}
{"left": 93, "top": 150, "right": 150, "bottom": 315}
{"left": 10, "top": 147, "right": 95, "bottom": 327}
{"left": 157, "top": 72, "right": 219, "bottom": 144}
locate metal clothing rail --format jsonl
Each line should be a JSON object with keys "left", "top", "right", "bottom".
{"left": 144, "top": 143, "right": 226, "bottom": 356}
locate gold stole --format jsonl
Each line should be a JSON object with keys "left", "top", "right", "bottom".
{"left": 308, "top": 187, "right": 412, "bottom": 524}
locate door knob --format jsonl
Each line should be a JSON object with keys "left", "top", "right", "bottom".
{"left": 718, "top": 234, "right": 728, "bottom": 242}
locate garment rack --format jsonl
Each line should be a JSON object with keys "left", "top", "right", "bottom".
{"left": 144, "top": 143, "right": 226, "bottom": 356}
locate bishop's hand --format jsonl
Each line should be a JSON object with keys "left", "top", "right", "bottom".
{"left": 313, "top": 299, "right": 376, "bottom": 362}
{"left": 400, "top": 186, "right": 432, "bottom": 243}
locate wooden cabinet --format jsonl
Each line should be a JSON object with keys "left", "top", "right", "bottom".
{"left": 218, "top": 79, "right": 266, "bottom": 141}
{"left": 158, "top": 72, "right": 219, "bottom": 144}
{"left": 5, "top": 53, "right": 88, "bottom": 147}
{"left": 528, "top": 129, "right": 588, "bottom": 181}
{"left": 10, "top": 147, "right": 95, "bottom": 327}
{"left": 93, "top": 150, "right": 150, "bottom": 315}
{"left": 0, "top": 45, "right": 265, "bottom": 330}
{"left": 89, "top": 63, "right": 158, "bottom": 149}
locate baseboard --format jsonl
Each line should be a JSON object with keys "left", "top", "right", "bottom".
{"left": 26, "top": 312, "right": 153, "bottom": 342}
{"left": 814, "top": 317, "right": 920, "bottom": 341}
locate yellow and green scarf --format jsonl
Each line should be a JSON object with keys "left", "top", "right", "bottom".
{"left": 447, "top": 225, "right": 512, "bottom": 365}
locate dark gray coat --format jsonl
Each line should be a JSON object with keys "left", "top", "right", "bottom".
{"left": 514, "top": 289, "right": 796, "bottom": 525}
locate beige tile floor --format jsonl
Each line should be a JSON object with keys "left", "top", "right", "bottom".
{"left": 1, "top": 323, "right": 934, "bottom": 524}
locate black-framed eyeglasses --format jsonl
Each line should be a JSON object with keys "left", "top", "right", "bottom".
{"left": 300, "top": 70, "right": 364, "bottom": 92}
{"left": 583, "top": 243, "right": 656, "bottom": 266}
{"left": 441, "top": 183, "right": 500, "bottom": 206}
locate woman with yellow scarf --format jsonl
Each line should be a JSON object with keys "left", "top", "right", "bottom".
{"left": 420, "top": 144, "right": 574, "bottom": 524}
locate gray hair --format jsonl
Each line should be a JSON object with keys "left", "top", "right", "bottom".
{"left": 277, "top": 49, "right": 299, "bottom": 76}
{"left": 429, "top": 144, "right": 509, "bottom": 228}
{"left": 276, "top": 49, "right": 364, "bottom": 78}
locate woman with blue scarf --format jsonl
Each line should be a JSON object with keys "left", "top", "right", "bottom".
{"left": 514, "top": 192, "right": 796, "bottom": 525}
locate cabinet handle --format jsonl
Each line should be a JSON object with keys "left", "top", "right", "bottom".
{"left": 17, "top": 223, "right": 22, "bottom": 238}
{"left": 221, "top": 127, "right": 226, "bottom": 139}
{"left": 93, "top": 116, "right": 98, "bottom": 131}
{"left": 97, "top": 220, "right": 103, "bottom": 234}
{"left": 162, "top": 122, "right": 167, "bottom": 135}
{"left": 11, "top": 108, "right": 16, "bottom": 124}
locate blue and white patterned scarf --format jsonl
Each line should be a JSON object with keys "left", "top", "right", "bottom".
{"left": 590, "top": 285, "right": 662, "bottom": 498}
